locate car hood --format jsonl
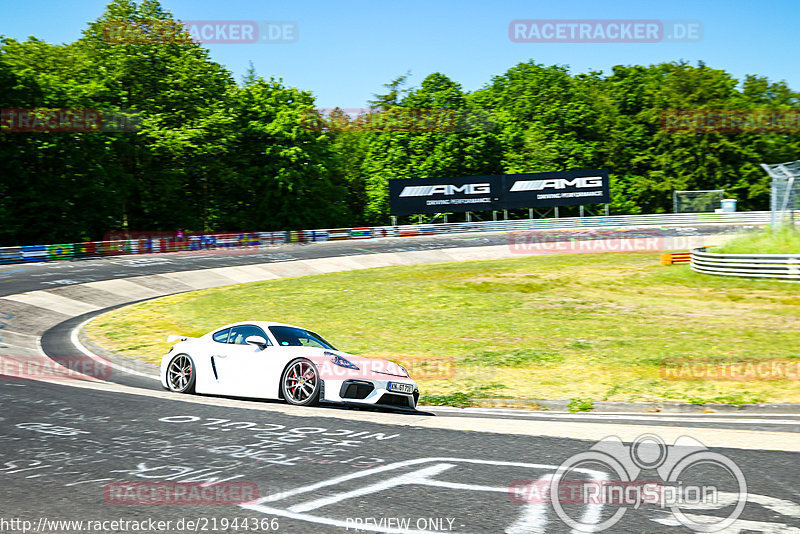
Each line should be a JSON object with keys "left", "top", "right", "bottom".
{"left": 347, "top": 353, "right": 408, "bottom": 378}
{"left": 297, "top": 348, "right": 410, "bottom": 380}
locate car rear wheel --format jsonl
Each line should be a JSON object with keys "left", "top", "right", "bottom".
{"left": 166, "top": 354, "right": 196, "bottom": 393}
{"left": 281, "top": 358, "right": 320, "bottom": 406}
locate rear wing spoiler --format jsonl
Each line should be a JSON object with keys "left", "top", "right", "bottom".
{"left": 166, "top": 334, "right": 198, "bottom": 343}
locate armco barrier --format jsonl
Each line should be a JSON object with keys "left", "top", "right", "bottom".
{"left": 691, "top": 247, "right": 800, "bottom": 281}
{"left": 0, "top": 211, "right": 770, "bottom": 266}
{"left": 350, "top": 227, "right": 372, "bottom": 239}
{"left": 21, "top": 245, "right": 48, "bottom": 262}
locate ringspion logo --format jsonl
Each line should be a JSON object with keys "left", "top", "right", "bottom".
{"left": 526, "top": 434, "right": 747, "bottom": 532}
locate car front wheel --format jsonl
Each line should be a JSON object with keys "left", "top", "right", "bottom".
{"left": 166, "top": 354, "right": 196, "bottom": 393}
{"left": 281, "top": 358, "right": 321, "bottom": 406}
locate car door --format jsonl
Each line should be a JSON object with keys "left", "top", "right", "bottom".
{"left": 198, "top": 327, "right": 233, "bottom": 394}
{"left": 214, "top": 325, "right": 282, "bottom": 398}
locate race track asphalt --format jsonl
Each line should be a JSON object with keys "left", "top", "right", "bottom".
{"left": 2, "top": 227, "right": 798, "bottom": 533}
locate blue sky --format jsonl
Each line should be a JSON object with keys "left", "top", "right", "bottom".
{"left": 2, "top": 0, "right": 797, "bottom": 108}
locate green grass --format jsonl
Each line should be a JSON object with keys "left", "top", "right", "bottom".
{"left": 460, "top": 349, "right": 564, "bottom": 367}
{"left": 85, "top": 252, "right": 800, "bottom": 406}
{"left": 568, "top": 398, "right": 595, "bottom": 413}
{"left": 714, "top": 227, "right": 800, "bottom": 254}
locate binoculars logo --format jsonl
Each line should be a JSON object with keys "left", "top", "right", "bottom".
{"left": 550, "top": 433, "right": 747, "bottom": 532}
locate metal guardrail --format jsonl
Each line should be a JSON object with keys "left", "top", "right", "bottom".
{"left": 393, "top": 210, "right": 770, "bottom": 235}
{"left": 0, "top": 211, "right": 771, "bottom": 266}
{"left": 691, "top": 247, "right": 800, "bottom": 281}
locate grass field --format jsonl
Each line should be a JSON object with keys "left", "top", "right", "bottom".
{"left": 85, "top": 252, "right": 800, "bottom": 407}
{"left": 714, "top": 227, "right": 800, "bottom": 254}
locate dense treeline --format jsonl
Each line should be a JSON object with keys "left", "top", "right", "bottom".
{"left": 1, "top": 0, "right": 799, "bottom": 246}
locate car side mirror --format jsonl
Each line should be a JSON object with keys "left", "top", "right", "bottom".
{"left": 245, "top": 335, "right": 267, "bottom": 349}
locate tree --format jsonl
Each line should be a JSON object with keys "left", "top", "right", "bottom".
{"left": 368, "top": 71, "right": 411, "bottom": 110}
{"left": 214, "top": 76, "right": 349, "bottom": 230}
{"left": 361, "top": 73, "right": 503, "bottom": 222}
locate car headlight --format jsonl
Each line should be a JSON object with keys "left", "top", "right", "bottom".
{"left": 327, "top": 352, "right": 359, "bottom": 370}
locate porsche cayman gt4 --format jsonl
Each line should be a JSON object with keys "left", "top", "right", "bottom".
{"left": 160, "top": 321, "right": 419, "bottom": 409}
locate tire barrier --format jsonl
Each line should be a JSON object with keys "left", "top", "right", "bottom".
{"left": 691, "top": 247, "right": 800, "bottom": 280}
{"left": 0, "top": 211, "right": 770, "bottom": 265}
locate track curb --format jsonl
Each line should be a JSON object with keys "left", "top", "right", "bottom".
{"left": 469, "top": 397, "right": 800, "bottom": 414}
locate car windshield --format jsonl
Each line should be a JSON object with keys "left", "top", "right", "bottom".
{"left": 269, "top": 326, "right": 336, "bottom": 350}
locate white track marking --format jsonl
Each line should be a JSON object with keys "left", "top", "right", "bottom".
{"left": 436, "top": 407, "right": 800, "bottom": 418}
{"left": 288, "top": 463, "right": 457, "bottom": 513}
{"left": 654, "top": 513, "right": 799, "bottom": 534}
{"left": 428, "top": 408, "right": 800, "bottom": 426}
{"left": 243, "top": 458, "right": 604, "bottom": 534}
{"left": 506, "top": 474, "right": 552, "bottom": 534}
{"left": 70, "top": 318, "right": 159, "bottom": 381}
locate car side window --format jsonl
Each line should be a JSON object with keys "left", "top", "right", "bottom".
{"left": 228, "top": 325, "right": 270, "bottom": 346}
{"left": 268, "top": 326, "right": 335, "bottom": 349}
{"left": 212, "top": 328, "right": 231, "bottom": 343}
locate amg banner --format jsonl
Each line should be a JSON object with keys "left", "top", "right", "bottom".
{"left": 502, "top": 169, "right": 610, "bottom": 209}
{"left": 388, "top": 169, "right": 609, "bottom": 215}
{"left": 388, "top": 176, "right": 502, "bottom": 216}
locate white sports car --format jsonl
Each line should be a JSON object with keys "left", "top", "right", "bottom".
{"left": 160, "top": 321, "right": 419, "bottom": 410}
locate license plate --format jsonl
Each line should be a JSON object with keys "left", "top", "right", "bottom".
{"left": 388, "top": 382, "right": 413, "bottom": 394}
